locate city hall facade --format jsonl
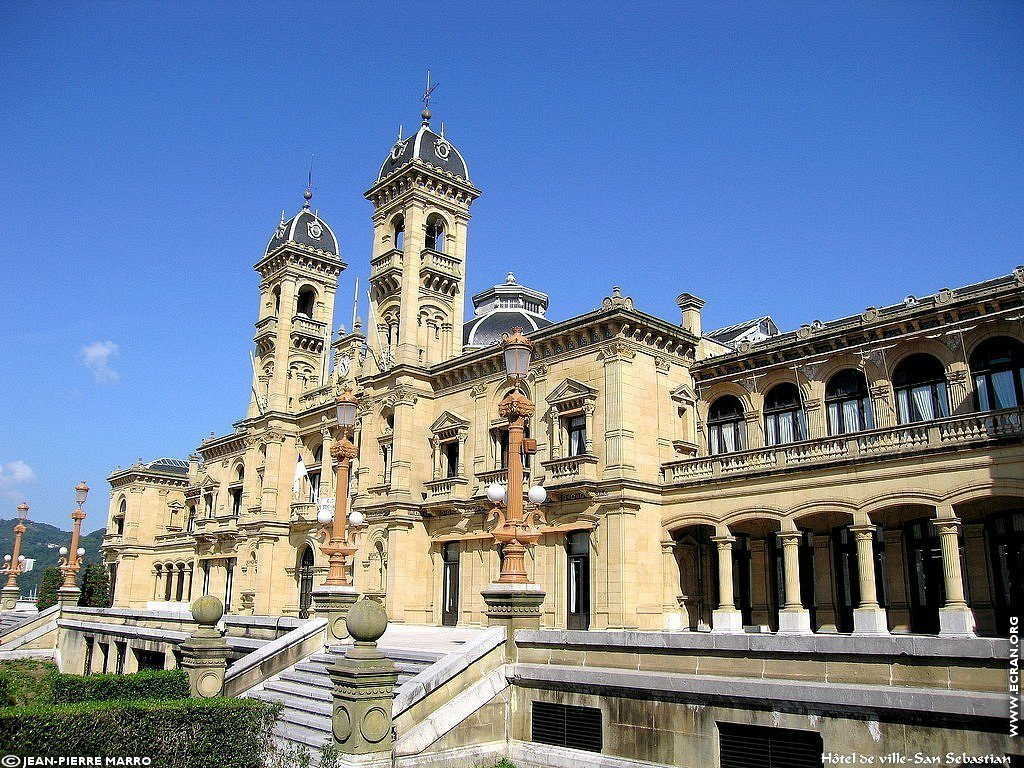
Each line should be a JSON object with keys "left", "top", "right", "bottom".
{"left": 100, "top": 109, "right": 1024, "bottom": 646}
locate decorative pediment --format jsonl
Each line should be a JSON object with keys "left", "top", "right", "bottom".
{"left": 430, "top": 410, "right": 470, "bottom": 437}
{"left": 546, "top": 378, "right": 599, "bottom": 411}
{"left": 670, "top": 384, "right": 697, "bottom": 404}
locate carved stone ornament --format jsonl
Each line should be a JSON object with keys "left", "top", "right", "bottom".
{"left": 307, "top": 220, "right": 323, "bottom": 240}
{"left": 599, "top": 340, "right": 637, "bottom": 362}
{"left": 601, "top": 286, "right": 634, "bottom": 311}
{"left": 935, "top": 288, "right": 954, "bottom": 304}
{"left": 498, "top": 390, "right": 536, "bottom": 420}
{"left": 861, "top": 307, "right": 879, "bottom": 323}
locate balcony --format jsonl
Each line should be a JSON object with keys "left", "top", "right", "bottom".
{"left": 542, "top": 454, "right": 599, "bottom": 485}
{"left": 424, "top": 476, "right": 470, "bottom": 501}
{"left": 420, "top": 249, "right": 462, "bottom": 294}
{"left": 661, "top": 407, "right": 1024, "bottom": 484}
{"left": 290, "top": 501, "right": 317, "bottom": 524}
{"left": 476, "top": 468, "right": 532, "bottom": 489}
{"left": 369, "top": 248, "right": 403, "bottom": 297}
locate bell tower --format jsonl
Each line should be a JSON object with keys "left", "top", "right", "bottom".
{"left": 365, "top": 107, "right": 480, "bottom": 369}
{"left": 250, "top": 189, "right": 346, "bottom": 415}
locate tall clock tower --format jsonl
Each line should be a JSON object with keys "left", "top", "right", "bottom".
{"left": 249, "top": 189, "right": 346, "bottom": 415}
{"left": 364, "top": 108, "right": 480, "bottom": 368}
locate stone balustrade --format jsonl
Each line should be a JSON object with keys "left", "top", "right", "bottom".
{"left": 370, "top": 247, "right": 403, "bottom": 276}
{"left": 541, "top": 454, "right": 599, "bottom": 485}
{"left": 662, "top": 407, "right": 1024, "bottom": 484}
{"left": 424, "top": 476, "right": 470, "bottom": 500}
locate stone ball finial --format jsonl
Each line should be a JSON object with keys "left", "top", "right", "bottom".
{"left": 191, "top": 595, "right": 224, "bottom": 627}
{"left": 346, "top": 598, "right": 388, "bottom": 643}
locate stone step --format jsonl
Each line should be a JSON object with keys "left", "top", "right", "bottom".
{"left": 262, "top": 678, "right": 332, "bottom": 703}
{"left": 256, "top": 689, "right": 332, "bottom": 719}
{"left": 273, "top": 719, "right": 333, "bottom": 752}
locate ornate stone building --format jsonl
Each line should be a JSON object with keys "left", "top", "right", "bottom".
{"left": 102, "top": 107, "right": 1024, "bottom": 647}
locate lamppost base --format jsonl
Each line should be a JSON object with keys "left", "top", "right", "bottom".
{"left": 482, "top": 582, "right": 545, "bottom": 660}
{"left": 312, "top": 586, "right": 360, "bottom": 643}
{"left": 0, "top": 586, "right": 19, "bottom": 611}
{"left": 56, "top": 587, "right": 81, "bottom": 608}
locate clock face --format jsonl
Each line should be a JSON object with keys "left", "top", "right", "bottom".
{"left": 338, "top": 355, "right": 351, "bottom": 376}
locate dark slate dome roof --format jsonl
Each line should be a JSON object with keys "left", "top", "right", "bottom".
{"left": 378, "top": 111, "right": 469, "bottom": 182}
{"left": 264, "top": 191, "right": 339, "bottom": 257}
{"left": 463, "top": 273, "right": 552, "bottom": 348}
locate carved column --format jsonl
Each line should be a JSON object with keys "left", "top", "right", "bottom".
{"left": 321, "top": 424, "right": 335, "bottom": 499}
{"left": 850, "top": 524, "right": 888, "bottom": 634}
{"left": 870, "top": 385, "right": 894, "bottom": 429}
{"left": 743, "top": 413, "right": 763, "bottom": 450}
{"left": 456, "top": 429, "right": 468, "bottom": 476}
{"left": 430, "top": 436, "right": 441, "bottom": 481}
{"left": 803, "top": 399, "right": 825, "bottom": 440}
{"left": 661, "top": 539, "right": 686, "bottom": 630}
{"left": 711, "top": 535, "right": 742, "bottom": 633}
{"left": 582, "top": 401, "right": 596, "bottom": 454}
{"left": 934, "top": 515, "right": 975, "bottom": 636}
{"left": 600, "top": 341, "right": 636, "bottom": 477}
{"left": 776, "top": 530, "right": 812, "bottom": 634}
{"left": 946, "top": 368, "right": 970, "bottom": 416}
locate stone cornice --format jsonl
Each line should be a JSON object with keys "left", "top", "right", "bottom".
{"left": 364, "top": 159, "right": 481, "bottom": 210}
{"left": 254, "top": 243, "right": 346, "bottom": 281}
{"left": 108, "top": 467, "right": 189, "bottom": 490}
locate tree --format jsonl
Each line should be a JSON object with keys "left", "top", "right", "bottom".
{"left": 36, "top": 567, "right": 62, "bottom": 611}
{"left": 78, "top": 563, "right": 110, "bottom": 608}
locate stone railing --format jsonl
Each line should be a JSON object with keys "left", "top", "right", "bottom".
{"left": 476, "top": 468, "right": 531, "bottom": 488}
{"left": 542, "top": 454, "right": 599, "bottom": 485}
{"left": 291, "top": 315, "right": 327, "bottom": 337}
{"left": 290, "top": 501, "right": 317, "bottom": 523}
{"left": 662, "top": 407, "right": 1024, "bottom": 484}
{"left": 420, "top": 248, "right": 461, "bottom": 277}
{"left": 424, "top": 476, "right": 470, "bottom": 500}
{"left": 371, "top": 248, "right": 403, "bottom": 276}
{"left": 253, "top": 316, "right": 277, "bottom": 336}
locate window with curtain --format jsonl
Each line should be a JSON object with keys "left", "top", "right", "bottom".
{"left": 892, "top": 353, "right": 949, "bottom": 424}
{"left": 825, "top": 368, "right": 874, "bottom": 435}
{"left": 707, "top": 395, "right": 745, "bottom": 455}
{"left": 566, "top": 414, "right": 587, "bottom": 456}
{"left": 763, "top": 383, "right": 805, "bottom": 446}
{"left": 970, "top": 336, "right": 1024, "bottom": 411}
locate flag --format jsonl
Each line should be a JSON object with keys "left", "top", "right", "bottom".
{"left": 293, "top": 457, "right": 308, "bottom": 498}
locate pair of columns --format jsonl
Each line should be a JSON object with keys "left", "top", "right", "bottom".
{"left": 708, "top": 517, "right": 974, "bottom": 637}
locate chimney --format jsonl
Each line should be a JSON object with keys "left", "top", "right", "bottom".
{"left": 675, "top": 293, "right": 705, "bottom": 338}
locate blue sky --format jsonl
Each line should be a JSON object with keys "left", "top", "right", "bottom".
{"left": 0, "top": 2, "right": 1021, "bottom": 530}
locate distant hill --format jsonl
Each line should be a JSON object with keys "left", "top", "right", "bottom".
{"left": 0, "top": 518, "right": 106, "bottom": 597}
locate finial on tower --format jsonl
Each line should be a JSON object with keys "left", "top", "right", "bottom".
{"left": 304, "top": 154, "right": 315, "bottom": 209}
{"left": 421, "top": 69, "right": 438, "bottom": 125}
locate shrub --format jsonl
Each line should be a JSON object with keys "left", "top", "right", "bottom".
{"left": 51, "top": 669, "right": 189, "bottom": 704}
{"left": 0, "top": 674, "right": 13, "bottom": 707}
{"left": 36, "top": 567, "right": 62, "bottom": 611}
{"left": 0, "top": 697, "right": 279, "bottom": 767}
{"left": 0, "top": 660, "right": 56, "bottom": 706}
{"left": 78, "top": 562, "right": 110, "bottom": 607}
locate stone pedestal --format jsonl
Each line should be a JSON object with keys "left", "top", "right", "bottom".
{"left": 1, "top": 586, "right": 20, "bottom": 611}
{"left": 330, "top": 598, "right": 399, "bottom": 755}
{"left": 179, "top": 595, "right": 230, "bottom": 698}
{"left": 777, "top": 608, "right": 813, "bottom": 635}
{"left": 853, "top": 607, "right": 890, "bottom": 635}
{"left": 939, "top": 606, "right": 976, "bottom": 637}
{"left": 56, "top": 587, "right": 81, "bottom": 607}
{"left": 313, "top": 586, "right": 360, "bottom": 643}
{"left": 482, "top": 582, "right": 545, "bottom": 660}
{"left": 711, "top": 608, "right": 743, "bottom": 633}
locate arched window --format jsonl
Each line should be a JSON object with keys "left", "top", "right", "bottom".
{"left": 113, "top": 498, "right": 126, "bottom": 536}
{"left": 763, "top": 383, "right": 805, "bottom": 446}
{"left": 229, "top": 465, "right": 244, "bottom": 516}
{"left": 707, "top": 395, "right": 745, "bottom": 455}
{"left": 296, "top": 286, "right": 316, "bottom": 318}
{"left": 425, "top": 214, "right": 446, "bottom": 253}
{"left": 392, "top": 215, "right": 405, "bottom": 251}
{"left": 826, "top": 369, "right": 874, "bottom": 435}
{"left": 272, "top": 285, "right": 281, "bottom": 316}
{"left": 892, "top": 353, "right": 949, "bottom": 423}
{"left": 971, "top": 336, "right": 1024, "bottom": 411}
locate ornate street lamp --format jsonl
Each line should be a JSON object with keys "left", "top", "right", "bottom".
{"left": 487, "top": 328, "right": 547, "bottom": 584}
{"left": 1, "top": 503, "right": 30, "bottom": 609}
{"left": 58, "top": 482, "right": 89, "bottom": 592}
{"left": 315, "top": 389, "right": 365, "bottom": 586}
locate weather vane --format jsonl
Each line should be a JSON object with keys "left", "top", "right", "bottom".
{"left": 422, "top": 70, "right": 438, "bottom": 112}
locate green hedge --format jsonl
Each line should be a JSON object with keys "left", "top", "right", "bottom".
{"left": 51, "top": 669, "right": 189, "bottom": 704}
{"left": 0, "top": 697, "right": 279, "bottom": 767}
{"left": 0, "top": 674, "right": 12, "bottom": 707}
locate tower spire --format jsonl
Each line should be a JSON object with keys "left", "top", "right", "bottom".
{"left": 304, "top": 154, "right": 314, "bottom": 209}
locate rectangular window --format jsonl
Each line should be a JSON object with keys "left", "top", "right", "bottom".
{"left": 203, "top": 493, "right": 214, "bottom": 517}
{"left": 531, "top": 701, "right": 602, "bottom": 753}
{"left": 566, "top": 415, "right": 587, "bottom": 456}
{"left": 444, "top": 441, "right": 460, "bottom": 478}
{"left": 307, "top": 472, "right": 320, "bottom": 504}
{"left": 381, "top": 444, "right": 392, "bottom": 484}
{"left": 230, "top": 487, "right": 243, "bottom": 516}
{"left": 224, "top": 559, "right": 235, "bottom": 611}
{"left": 719, "top": 722, "right": 822, "bottom": 768}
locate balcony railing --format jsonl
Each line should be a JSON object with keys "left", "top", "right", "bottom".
{"left": 661, "top": 407, "right": 1024, "bottom": 484}
{"left": 424, "top": 476, "right": 470, "bottom": 500}
{"left": 542, "top": 454, "right": 599, "bottom": 485}
{"left": 476, "top": 468, "right": 531, "bottom": 489}
{"left": 291, "top": 315, "right": 327, "bottom": 337}
{"left": 420, "top": 249, "right": 461, "bottom": 277}
{"left": 370, "top": 248, "right": 403, "bottom": 277}
{"left": 290, "top": 502, "right": 317, "bottom": 523}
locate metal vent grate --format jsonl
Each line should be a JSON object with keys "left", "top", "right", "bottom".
{"left": 531, "top": 700, "right": 602, "bottom": 753}
{"left": 719, "top": 721, "right": 822, "bottom": 768}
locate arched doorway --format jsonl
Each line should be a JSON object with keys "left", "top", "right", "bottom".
{"left": 298, "top": 546, "right": 315, "bottom": 619}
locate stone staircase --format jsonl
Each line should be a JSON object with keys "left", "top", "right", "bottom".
{"left": 0, "top": 611, "right": 36, "bottom": 638}
{"left": 253, "top": 644, "right": 441, "bottom": 749}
